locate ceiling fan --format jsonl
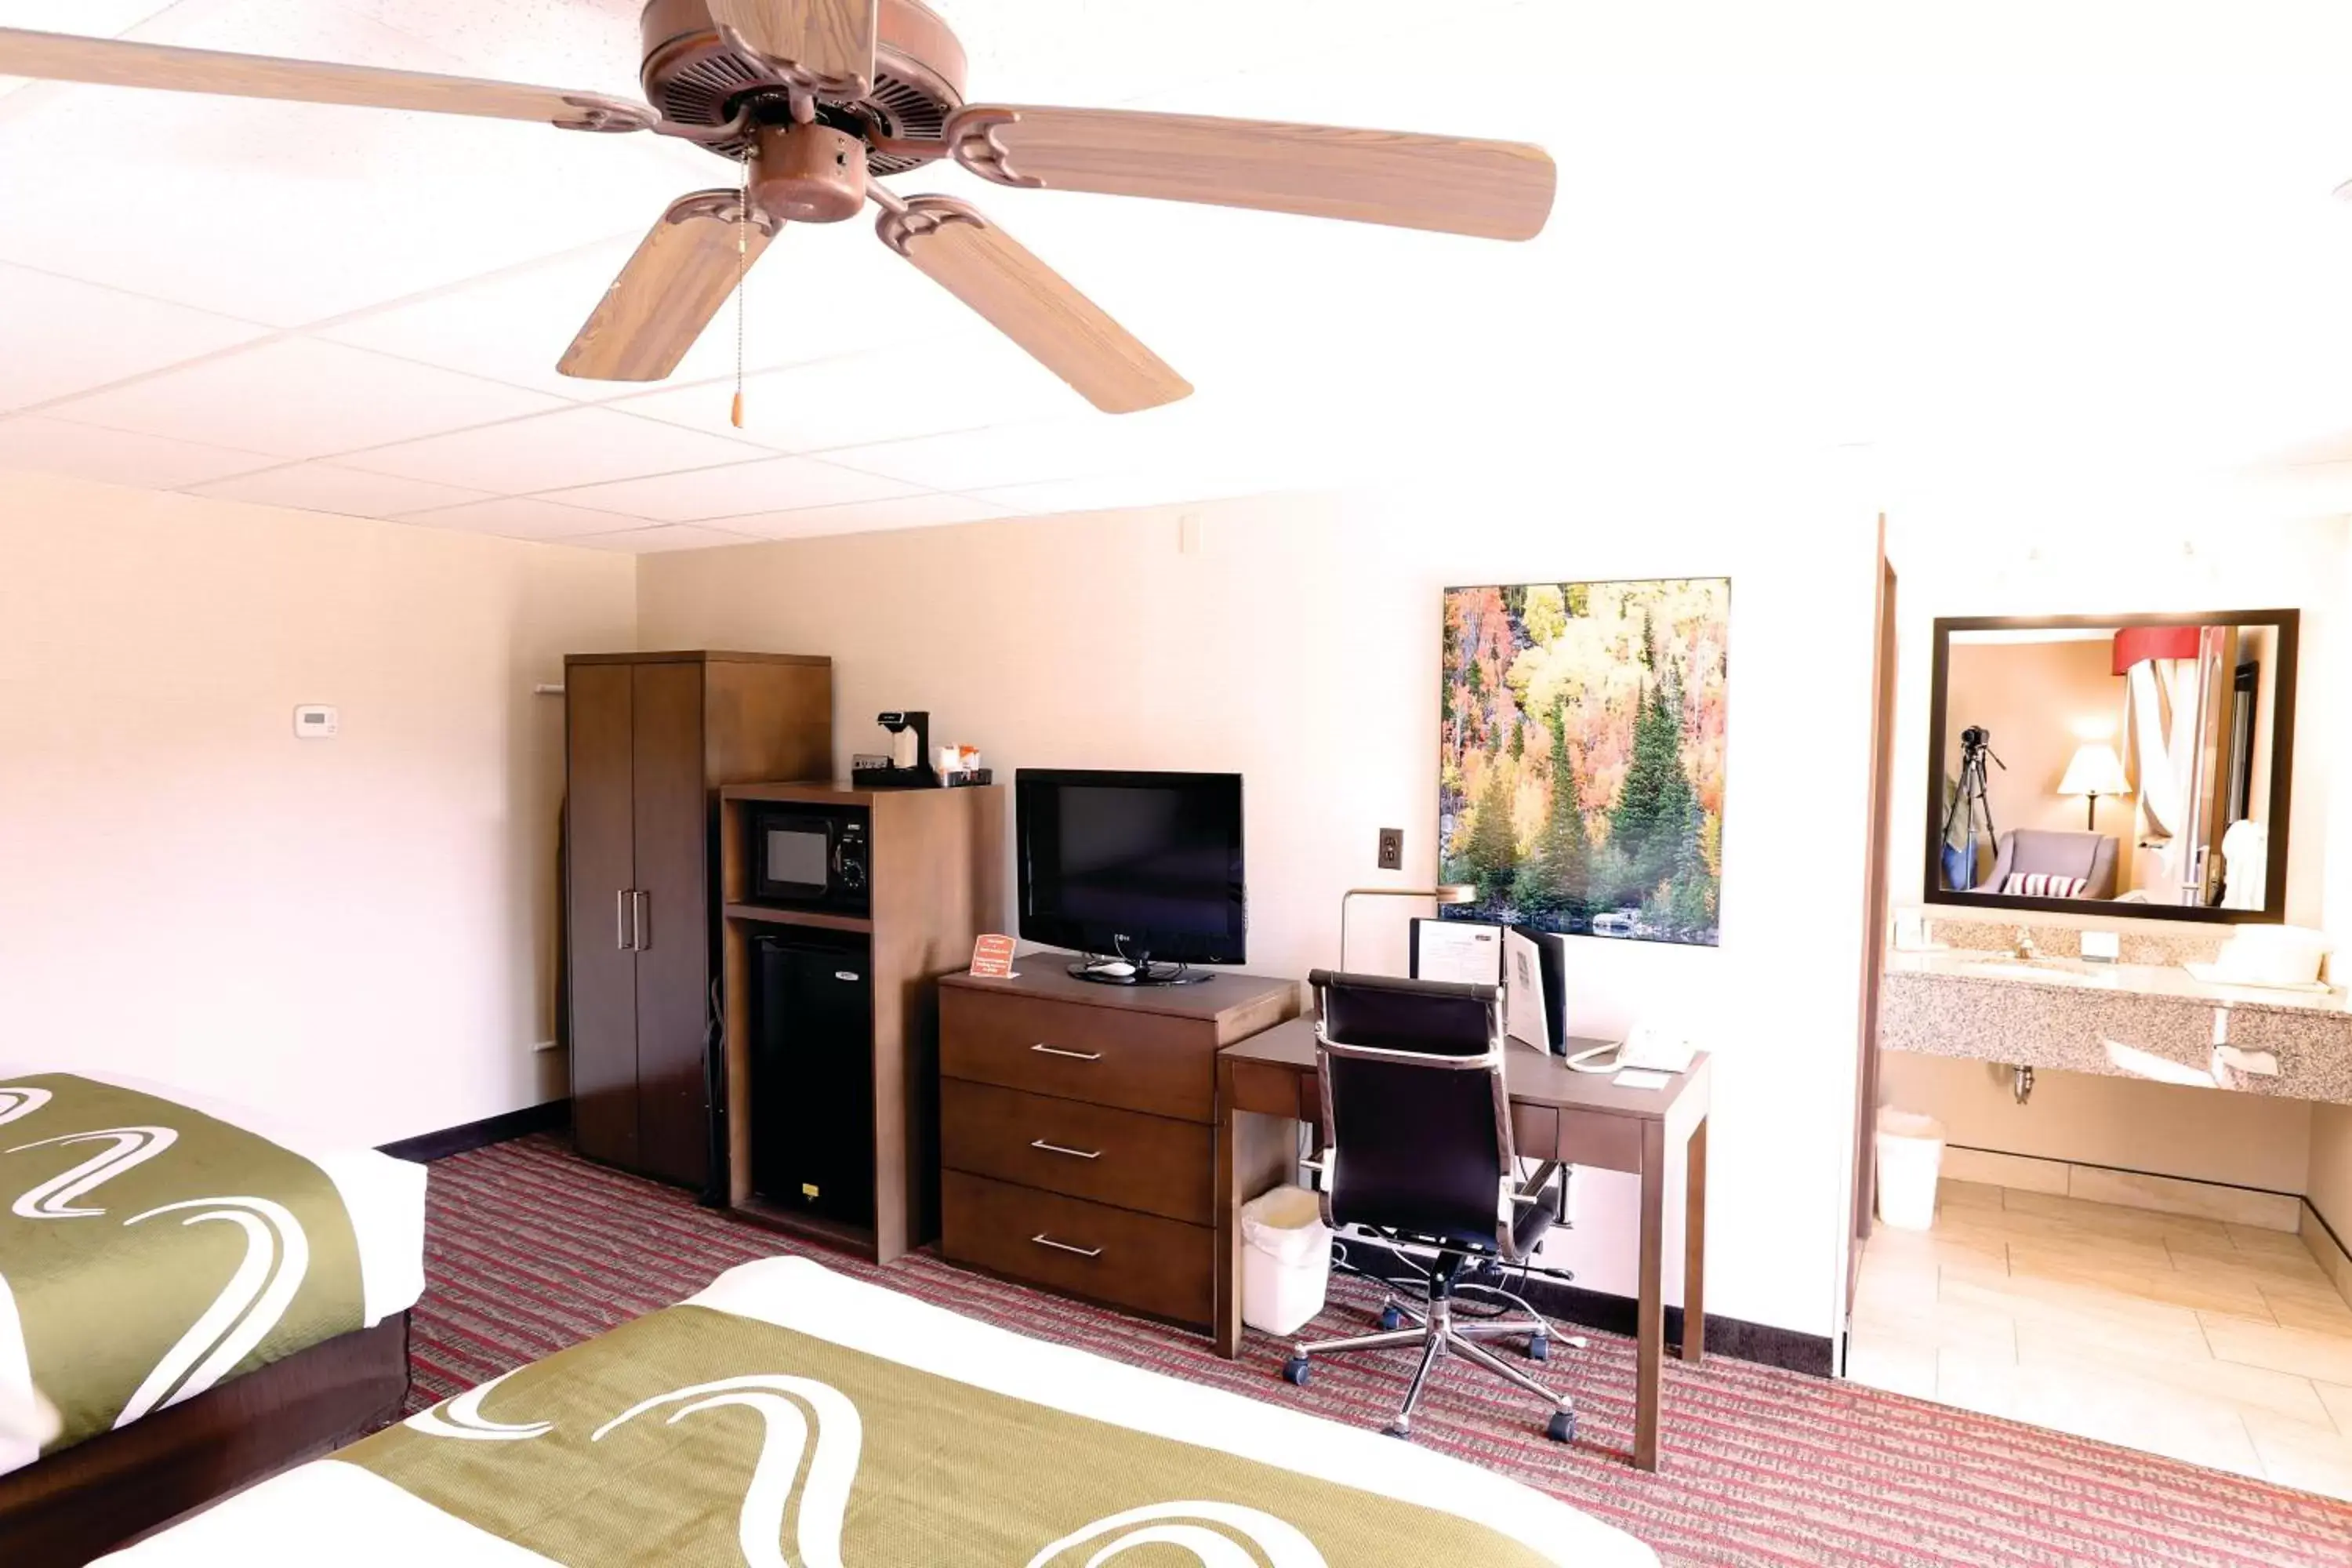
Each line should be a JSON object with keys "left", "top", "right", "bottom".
{"left": 0, "top": 1, "right": 1557, "bottom": 416}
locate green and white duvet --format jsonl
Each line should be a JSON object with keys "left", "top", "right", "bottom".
{"left": 101, "top": 1257, "right": 1657, "bottom": 1567}
{"left": 0, "top": 1069, "right": 425, "bottom": 1472}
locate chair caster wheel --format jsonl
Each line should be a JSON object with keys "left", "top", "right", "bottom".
{"left": 1546, "top": 1409, "right": 1576, "bottom": 1444}
{"left": 1282, "top": 1356, "right": 1311, "bottom": 1387}
{"left": 1528, "top": 1334, "right": 1551, "bottom": 1363}
{"left": 1379, "top": 1305, "right": 1406, "bottom": 1331}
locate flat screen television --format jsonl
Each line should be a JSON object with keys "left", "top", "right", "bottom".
{"left": 1015, "top": 769, "right": 1245, "bottom": 985}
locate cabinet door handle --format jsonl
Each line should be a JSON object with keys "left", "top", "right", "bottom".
{"left": 1030, "top": 1232, "right": 1103, "bottom": 1258}
{"left": 633, "top": 890, "right": 651, "bottom": 951}
{"left": 1029, "top": 1139, "right": 1101, "bottom": 1160}
{"left": 616, "top": 890, "right": 633, "bottom": 952}
{"left": 1029, "top": 1044, "right": 1101, "bottom": 1062}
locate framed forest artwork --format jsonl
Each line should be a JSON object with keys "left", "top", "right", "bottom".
{"left": 1440, "top": 577, "right": 1730, "bottom": 947}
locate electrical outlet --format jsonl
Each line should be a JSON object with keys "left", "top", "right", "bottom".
{"left": 1377, "top": 828, "right": 1404, "bottom": 870}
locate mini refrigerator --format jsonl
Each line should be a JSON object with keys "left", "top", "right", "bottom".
{"left": 750, "top": 931, "right": 876, "bottom": 1229}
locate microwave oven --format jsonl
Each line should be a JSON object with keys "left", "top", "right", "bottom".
{"left": 748, "top": 803, "right": 869, "bottom": 915}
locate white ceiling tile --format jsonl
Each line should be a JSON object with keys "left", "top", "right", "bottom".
{"left": 341, "top": 1, "right": 648, "bottom": 100}
{"left": 0, "top": 264, "right": 271, "bottom": 413}
{"left": 0, "top": 7, "right": 707, "bottom": 325}
{"left": 971, "top": 472, "right": 1293, "bottom": 517}
{"left": 556, "top": 523, "right": 760, "bottom": 554}
{"left": 0, "top": 3, "right": 181, "bottom": 31}
{"left": 610, "top": 336, "right": 1086, "bottom": 456}
{"left": 543, "top": 455, "right": 922, "bottom": 522}
{"left": 336, "top": 406, "right": 770, "bottom": 493}
{"left": 717, "top": 492, "right": 1017, "bottom": 539}
{"left": 397, "top": 495, "right": 652, "bottom": 540}
{"left": 0, "top": 416, "right": 274, "bottom": 488}
{"left": 821, "top": 413, "right": 1192, "bottom": 492}
{"left": 186, "top": 463, "right": 492, "bottom": 518}
{"left": 316, "top": 235, "right": 712, "bottom": 405}
{"left": 42, "top": 338, "right": 566, "bottom": 459}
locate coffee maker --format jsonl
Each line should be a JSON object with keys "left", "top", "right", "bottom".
{"left": 849, "top": 710, "right": 938, "bottom": 788}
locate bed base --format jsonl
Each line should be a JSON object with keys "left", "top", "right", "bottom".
{"left": 0, "top": 1312, "right": 412, "bottom": 1567}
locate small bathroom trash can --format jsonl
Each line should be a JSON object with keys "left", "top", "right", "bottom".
{"left": 1875, "top": 1109, "right": 1946, "bottom": 1231}
{"left": 1240, "top": 1185, "right": 1332, "bottom": 1335}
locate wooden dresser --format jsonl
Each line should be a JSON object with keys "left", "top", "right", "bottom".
{"left": 937, "top": 967, "right": 1298, "bottom": 1327}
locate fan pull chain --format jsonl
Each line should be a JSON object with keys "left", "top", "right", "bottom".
{"left": 730, "top": 154, "right": 749, "bottom": 429}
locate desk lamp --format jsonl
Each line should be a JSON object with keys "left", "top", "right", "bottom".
{"left": 1338, "top": 883, "right": 1477, "bottom": 972}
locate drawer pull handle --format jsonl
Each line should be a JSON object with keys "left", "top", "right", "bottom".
{"left": 1031, "top": 1232, "right": 1103, "bottom": 1259}
{"left": 1029, "top": 1044, "right": 1102, "bottom": 1062}
{"left": 1029, "top": 1139, "right": 1101, "bottom": 1160}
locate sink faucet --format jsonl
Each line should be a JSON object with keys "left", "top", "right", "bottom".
{"left": 2013, "top": 927, "right": 2042, "bottom": 961}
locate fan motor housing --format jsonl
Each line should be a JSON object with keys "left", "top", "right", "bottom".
{"left": 638, "top": 0, "right": 967, "bottom": 172}
{"left": 751, "top": 122, "right": 869, "bottom": 222}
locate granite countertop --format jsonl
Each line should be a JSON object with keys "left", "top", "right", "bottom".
{"left": 1884, "top": 947, "right": 2351, "bottom": 1016}
{"left": 1880, "top": 946, "right": 2352, "bottom": 1105}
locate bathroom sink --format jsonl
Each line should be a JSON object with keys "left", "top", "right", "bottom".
{"left": 1952, "top": 957, "right": 2110, "bottom": 988}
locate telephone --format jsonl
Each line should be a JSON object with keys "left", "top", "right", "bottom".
{"left": 1566, "top": 1021, "right": 1698, "bottom": 1076}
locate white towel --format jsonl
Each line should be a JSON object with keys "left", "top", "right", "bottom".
{"left": 2220, "top": 818, "right": 2267, "bottom": 911}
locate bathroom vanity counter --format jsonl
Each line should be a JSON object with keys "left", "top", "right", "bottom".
{"left": 1881, "top": 947, "right": 2352, "bottom": 1105}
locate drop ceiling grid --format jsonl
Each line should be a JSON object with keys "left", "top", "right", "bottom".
{"left": 0, "top": 0, "right": 1439, "bottom": 541}
{"left": 0, "top": 217, "right": 1160, "bottom": 530}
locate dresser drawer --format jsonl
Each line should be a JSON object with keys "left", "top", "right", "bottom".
{"left": 940, "top": 1079, "right": 1212, "bottom": 1224}
{"left": 941, "top": 1171, "right": 1212, "bottom": 1325}
{"left": 940, "top": 989, "right": 1216, "bottom": 1121}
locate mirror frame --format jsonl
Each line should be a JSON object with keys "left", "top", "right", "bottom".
{"left": 1923, "top": 609, "right": 2299, "bottom": 924}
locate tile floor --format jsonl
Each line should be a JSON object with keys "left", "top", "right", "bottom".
{"left": 1846, "top": 1178, "right": 2352, "bottom": 1499}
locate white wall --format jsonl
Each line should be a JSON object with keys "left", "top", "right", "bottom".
{"left": 639, "top": 479, "right": 1884, "bottom": 1341}
{"left": 1878, "top": 510, "right": 2350, "bottom": 1193}
{"left": 0, "top": 471, "right": 637, "bottom": 1145}
{"left": 1881, "top": 1052, "right": 2312, "bottom": 1193}
{"left": 1884, "top": 512, "right": 2345, "bottom": 927}
{"left": 2309, "top": 528, "right": 2352, "bottom": 1237}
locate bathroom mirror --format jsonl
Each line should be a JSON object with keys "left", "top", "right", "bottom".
{"left": 1923, "top": 611, "right": 2297, "bottom": 922}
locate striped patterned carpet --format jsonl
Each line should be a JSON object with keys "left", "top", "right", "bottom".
{"left": 409, "top": 1135, "right": 2352, "bottom": 1567}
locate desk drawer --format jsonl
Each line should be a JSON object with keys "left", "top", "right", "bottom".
{"left": 941, "top": 1080, "right": 1211, "bottom": 1224}
{"left": 1510, "top": 1103, "right": 1559, "bottom": 1160}
{"left": 942, "top": 1171, "right": 1212, "bottom": 1324}
{"left": 941, "top": 989, "right": 1216, "bottom": 1121}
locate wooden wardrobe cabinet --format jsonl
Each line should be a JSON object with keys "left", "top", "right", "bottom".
{"left": 564, "top": 651, "right": 831, "bottom": 1189}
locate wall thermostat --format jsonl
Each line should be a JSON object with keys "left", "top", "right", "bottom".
{"left": 292, "top": 704, "right": 339, "bottom": 739}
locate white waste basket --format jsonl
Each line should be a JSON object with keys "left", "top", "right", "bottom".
{"left": 1240, "top": 1185, "right": 1332, "bottom": 1335}
{"left": 1874, "top": 1109, "right": 1946, "bottom": 1231}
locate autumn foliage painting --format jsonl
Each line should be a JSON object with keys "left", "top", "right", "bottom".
{"left": 1440, "top": 578, "right": 1730, "bottom": 946}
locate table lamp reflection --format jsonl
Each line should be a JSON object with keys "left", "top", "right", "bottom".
{"left": 2058, "top": 742, "right": 2131, "bottom": 832}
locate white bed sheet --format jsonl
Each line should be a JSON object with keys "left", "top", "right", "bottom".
{"left": 103, "top": 1257, "right": 1658, "bottom": 1567}
{"left": 0, "top": 1064, "right": 427, "bottom": 1326}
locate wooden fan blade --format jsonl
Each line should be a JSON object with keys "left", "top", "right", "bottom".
{"left": 876, "top": 195, "right": 1189, "bottom": 416}
{"left": 946, "top": 105, "right": 1555, "bottom": 241}
{"left": 0, "top": 26, "right": 653, "bottom": 131}
{"left": 707, "top": 0, "right": 877, "bottom": 95}
{"left": 559, "top": 193, "right": 781, "bottom": 383}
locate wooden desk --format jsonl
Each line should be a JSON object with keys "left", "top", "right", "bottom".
{"left": 1215, "top": 1018, "right": 1711, "bottom": 1472}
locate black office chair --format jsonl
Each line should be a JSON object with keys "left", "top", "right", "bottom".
{"left": 1280, "top": 970, "right": 1585, "bottom": 1443}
